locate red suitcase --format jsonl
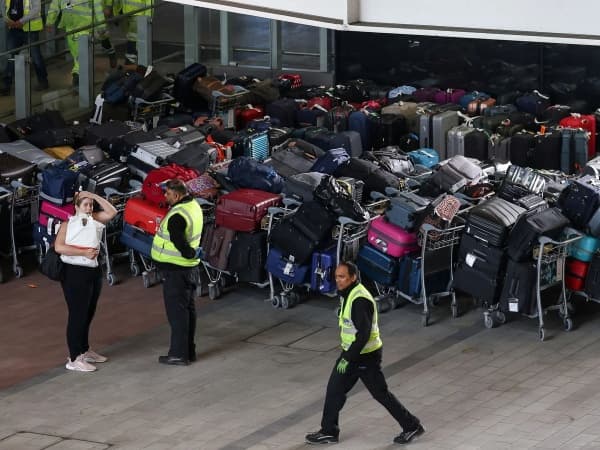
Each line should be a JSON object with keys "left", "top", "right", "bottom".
{"left": 235, "top": 105, "right": 265, "bottom": 130}
{"left": 124, "top": 196, "right": 168, "bottom": 235}
{"left": 565, "top": 257, "right": 590, "bottom": 291}
{"left": 215, "top": 188, "right": 282, "bottom": 232}
{"left": 559, "top": 114, "right": 596, "bottom": 159}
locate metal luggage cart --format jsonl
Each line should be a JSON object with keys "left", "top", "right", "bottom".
{"left": 0, "top": 187, "right": 13, "bottom": 283}
{"left": 0, "top": 181, "right": 39, "bottom": 280}
{"left": 393, "top": 217, "right": 466, "bottom": 326}
{"left": 128, "top": 243, "right": 160, "bottom": 288}
{"left": 483, "top": 230, "right": 583, "bottom": 341}
{"left": 100, "top": 181, "right": 143, "bottom": 286}
{"left": 129, "top": 93, "right": 176, "bottom": 129}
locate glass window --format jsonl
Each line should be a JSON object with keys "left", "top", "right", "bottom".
{"left": 229, "top": 13, "right": 270, "bottom": 67}
{"left": 281, "top": 22, "right": 321, "bottom": 70}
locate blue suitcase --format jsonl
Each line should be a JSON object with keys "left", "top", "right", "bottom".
{"left": 266, "top": 247, "right": 310, "bottom": 284}
{"left": 311, "top": 246, "right": 337, "bottom": 294}
{"left": 356, "top": 244, "right": 398, "bottom": 286}
{"left": 32, "top": 222, "right": 56, "bottom": 256}
{"left": 407, "top": 148, "right": 439, "bottom": 169}
{"left": 397, "top": 253, "right": 450, "bottom": 297}
{"left": 348, "top": 110, "right": 373, "bottom": 152}
{"left": 120, "top": 223, "right": 153, "bottom": 257}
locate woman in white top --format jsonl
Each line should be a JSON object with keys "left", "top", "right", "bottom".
{"left": 54, "top": 191, "right": 117, "bottom": 372}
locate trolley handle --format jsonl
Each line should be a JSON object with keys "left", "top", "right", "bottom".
{"left": 538, "top": 229, "right": 583, "bottom": 247}
{"left": 10, "top": 179, "right": 37, "bottom": 190}
{"left": 282, "top": 197, "right": 302, "bottom": 208}
{"left": 337, "top": 216, "right": 368, "bottom": 226}
{"left": 0, "top": 186, "right": 11, "bottom": 201}
{"left": 420, "top": 221, "right": 466, "bottom": 235}
{"left": 195, "top": 197, "right": 215, "bottom": 207}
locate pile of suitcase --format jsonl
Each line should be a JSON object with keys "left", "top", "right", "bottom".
{"left": 4, "top": 63, "right": 600, "bottom": 340}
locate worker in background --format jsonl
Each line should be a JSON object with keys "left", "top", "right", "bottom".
{"left": 120, "top": 0, "right": 151, "bottom": 64}
{"left": 306, "top": 262, "right": 425, "bottom": 446}
{"left": 97, "top": 0, "right": 117, "bottom": 68}
{"left": 151, "top": 179, "right": 203, "bottom": 366}
{"left": 1, "top": 0, "right": 49, "bottom": 95}
{"left": 46, "top": 0, "right": 105, "bottom": 90}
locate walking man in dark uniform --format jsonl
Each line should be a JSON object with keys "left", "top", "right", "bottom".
{"left": 306, "top": 262, "right": 425, "bottom": 445}
{"left": 151, "top": 179, "right": 203, "bottom": 366}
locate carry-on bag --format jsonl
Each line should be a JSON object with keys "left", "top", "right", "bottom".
{"left": 453, "top": 262, "right": 503, "bottom": 304}
{"left": 39, "top": 200, "right": 74, "bottom": 225}
{"left": 227, "top": 156, "right": 284, "bottom": 193}
{"left": 458, "top": 233, "right": 507, "bottom": 279}
{"left": 559, "top": 175, "right": 600, "bottom": 229}
{"left": 40, "top": 165, "right": 80, "bottom": 205}
{"left": 283, "top": 172, "right": 327, "bottom": 202}
{"left": 311, "top": 246, "right": 337, "bottom": 294}
{"left": 560, "top": 128, "right": 589, "bottom": 175}
{"left": 407, "top": 148, "right": 439, "bottom": 168}
{"left": 499, "top": 260, "right": 538, "bottom": 315}
{"left": 268, "top": 138, "right": 323, "bottom": 178}
{"left": 227, "top": 231, "right": 268, "bottom": 282}
{"left": 202, "top": 224, "right": 236, "bottom": 271}
{"left": 397, "top": 253, "right": 450, "bottom": 297}
{"left": 268, "top": 217, "right": 319, "bottom": 265}
{"left": 465, "top": 197, "right": 525, "bottom": 247}
{"left": 173, "top": 63, "right": 207, "bottom": 104}
{"left": 565, "top": 257, "right": 589, "bottom": 291}
{"left": 568, "top": 234, "right": 600, "bottom": 262}
{"left": 0, "top": 140, "right": 56, "bottom": 169}
{"left": 266, "top": 247, "right": 310, "bottom": 284}
{"left": 559, "top": 113, "right": 596, "bottom": 159}
{"left": 367, "top": 216, "right": 419, "bottom": 258}
{"left": 385, "top": 192, "right": 430, "bottom": 231}
{"left": 215, "top": 189, "right": 282, "bottom": 232}
{"left": 506, "top": 207, "right": 569, "bottom": 261}
{"left": 6, "top": 110, "right": 66, "bottom": 139}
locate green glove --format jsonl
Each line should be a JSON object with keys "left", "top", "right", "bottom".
{"left": 336, "top": 358, "right": 349, "bottom": 374}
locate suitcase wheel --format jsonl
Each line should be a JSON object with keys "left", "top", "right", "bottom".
{"left": 130, "top": 262, "right": 141, "bottom": 277}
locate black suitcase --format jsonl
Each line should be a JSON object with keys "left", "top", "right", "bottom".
{"left": 517, "top": 194, "right": 548, "bottom": 211}
{"left": 6, "top": 110, "right": 67, "bottom": 139}
{"left": 268, "top": 139, "right": 322, "bottom": 178}
{"left": 283, "top": 172, "right": 326, "bottom": 202}
{"left": 371, "top": 113, "right": 407, "bottom": 150}
{"left": 166, "top": 142, "right": 210, "bottom": 173}
{"left": 499, "top": 260, "right": 537, "bottom": 315}
{"left": 0, "top": 152, "right": 37, "bottom": 185}
{"left": 24, "top": 127, "right": 77, "bottom": 149}
{"left": 268, "top": 217, "right": 317, "bottom": 265}
{"left": 453, "top": 262, "right": 503, "bottom": 304}
{"left": 78, "top": 160, "right": 129, "bottom": 194}
{"left": 584, "top": 252, "right": 600, "bottom": 299}
{"left": 458, "top": 233, "right": 507, "bottom": 279}
{"left": 173, "top": 63, "right": 207, "bottom": 104}
{"left": 559, "top": 175, "right": 600, "bottom": 229}
{"left": 506, "top": 207, "right": 569, "bottom": 262}
{"left": 107, "top": 129, "right": 159, "bottom": 162}
{"left": 265, "top": 98, "right": 298, "bottom": 127}
{"left": 227, "top": 231, "right": 267, "bottom": 282}
{"left": 531, "top": 131, "right": 562, "bottom": 171}
{"left": 464, "top": 130, "right": 489, "bottom": 160}
{"left": 290, "top": 201, "right": 336, "bottom": 244}
{"left": 85, "top": 121, "right": 133, "bottom": 152}
{"left": 510, "top": 132, "right": 536, "bottom": 167}
{"left": 466, "top": 197, "right": 525, "bottom": 247}
{"left": 132, "top": 71, "right": 169, "bottom": 101}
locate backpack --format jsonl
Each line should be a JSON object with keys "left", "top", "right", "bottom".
{"left": 102, "top": 70, "right": 144, "bottom": 104}
{"left": 142, "top": 164, "right": 199, "bottom": 207}
{"left": 227, "top": 156, "right": 284, "bottom": 193}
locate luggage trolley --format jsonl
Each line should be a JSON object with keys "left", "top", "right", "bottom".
{"left": 0, "top": 187, "right": 13, "bottom": 283}
{"left": 483, "top": 230, "right": 583, "bottom": 341}
{"left": 101, "top": 181, "right": 143, "bottom": 285}
{"left": 1, "top": 180, "right": 40, "bottom": 280}
{"left": 129, "top": 93, "right": 176, "bottom": 129}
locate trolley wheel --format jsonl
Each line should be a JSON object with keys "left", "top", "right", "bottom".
{"left": 451, "top": 304, "right": 459, "bottom": 319}
{"left": 14, "top": 266, "right": 23, "bottom": 278}
{"left": 422, "top": 311, "right": 430, "bottom": 327}
{"left": 558, "top": 302, "right": 569, "bottom": 319}
{"left": 483, "top": 313, "right": 494, "bottom": 329}
{"left": 142, "top": 273, "right": 151, "bottom": 288}
{"left": 208, "top": 283, "right": 219, "bottom": 301}
{"left": 495, "top": 311, "right": 507, "bottom": 325}
{"left": 271, "top": 295, "right": 281, "bottom": 308}
{"left": 107, "top": 273, "right": 117, "bottom": 286}
{"left": 280, "top": 294, "right": 290, "bottom": 310}
{"left": 539, "top": 327, "right": 546, "bottom": 342}
{"left": 130, "top": 262, "right": 141, "bottom": 277}
{"left": 564, "top": 317, "right": 574, "bottom": 332}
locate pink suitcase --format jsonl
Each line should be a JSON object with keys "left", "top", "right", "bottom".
{"left": 367, "top": 216, "right": 419, "bottom": 258}
{"left": 39, "top": 200, "right": 74, "bottom": 223}
{"left": 434, "top": 88, "right": 466, "bottom": 105}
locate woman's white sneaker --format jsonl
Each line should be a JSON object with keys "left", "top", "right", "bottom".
{"left": 66, "top": 355, "right": 97, "bottom": 372}
{"left": 83, "top": 349, "right": 108, "bottom": 363}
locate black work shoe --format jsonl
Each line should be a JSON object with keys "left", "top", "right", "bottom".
{"left": 305, "top": 430, "right": 339, "bottom": 445}
{"left": 394, "top": 424, "right": 425, "bottom": 444}
{"left": 158, "top": 355, "right": 189, "bottom": 366}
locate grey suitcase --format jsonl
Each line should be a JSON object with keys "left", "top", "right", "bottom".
{"left": 420, "top": 110, "right": 460, "bottom": 159}
{"left": 129, "top": 140, "right": 179, "bottom": 168}
{"left": 0, "top": 140, "right": 57, "bottom": 169}
{"left": 446, "top": 125, "right": 475, "bottom": 158}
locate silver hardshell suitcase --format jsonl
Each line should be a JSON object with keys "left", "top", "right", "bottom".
{"left": 446, "top": 125, "right": 475, "bottom": 158}
{"left": 0, "top": 140, "right": 56, "bottom": 169}
{"left": 129, "top": 140, "right": 179, "bottom": 168}
{"left": 420, "top": 110, "right": 459, "bottom": 159}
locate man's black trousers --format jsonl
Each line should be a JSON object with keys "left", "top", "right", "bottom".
{"left": 161, "top": 267, "right": 199, "bottom": 360}
{"left": 321, "top": 351, "right": 420, "bottom": 436}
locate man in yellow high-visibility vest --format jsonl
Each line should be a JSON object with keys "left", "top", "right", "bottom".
{"left": 1, "top": 0, "right": 49, "bottom": 94}
{"left": 306, "top": 262, "right": 425, "bottom": 446}
{"left": 151, "top": 179, "right": 203, "bottom": 366}
{"left": 119, "top": 0, "right": 151, "bottom": 64}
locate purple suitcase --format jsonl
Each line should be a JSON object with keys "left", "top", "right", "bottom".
{"left": 311, "top": 246, "right": 337, "bottom": 294}
{"left": 434, "top": 88, "right": 466, "bottom": 105}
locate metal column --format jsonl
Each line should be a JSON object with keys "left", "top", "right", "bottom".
{"left": 270, "top": 19, "right": 281, "bottom": 70}
{"left": 184, "top": 5, "right": 201, "bottom": 66}
{"left": 14, "top": 54, "right": 31, "bottom": 119}
{"left": 319, "top": 28, "right": 329, "bottom": 72}
{"left": 0, "top": 20, "right": 6, "bottom": 74}
{"left": 137, "top": 15, "right": 153, "bottom": 67}
{"left": 78, "top": 34, "right": 93, "bottom": 108}
{"left": 219, "top": 11, "right": 229, "bottom": 66}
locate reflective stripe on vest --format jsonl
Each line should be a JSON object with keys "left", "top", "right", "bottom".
{"left": 339, "top": 283, "right": 382, "bottom": 354}
{"left": 151, "top": 200, "right": 203, "bottom": 267}
{"left": 6, "top": 0, "right": 43, "bottom": 31}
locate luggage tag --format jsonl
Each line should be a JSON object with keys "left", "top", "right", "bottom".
{"left": 508, "top": 297, "right": 519, "bottom": 313}
{"left": 465, "top": 253, "right": 477, "bottom": 268}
